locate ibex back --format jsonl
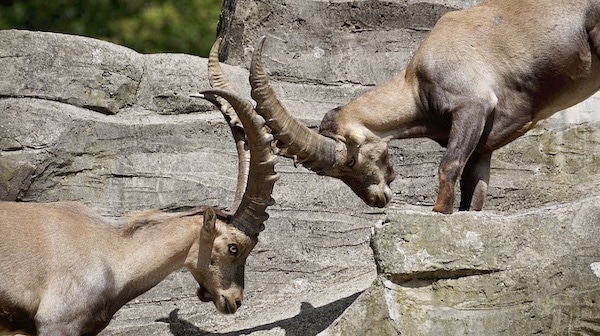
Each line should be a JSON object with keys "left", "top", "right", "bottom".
{"left": 248, "top": 0, "right": 600, "bottom": 213}
{"left": 0, "top": 69, "right": 279, "bottom": 335}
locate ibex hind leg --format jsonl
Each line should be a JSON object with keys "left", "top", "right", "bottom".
{"left": 433, "top": 102, "right": 493, "bottom": 214}
{"left": 459, "top": 151, "right": 491, "bottom": 211}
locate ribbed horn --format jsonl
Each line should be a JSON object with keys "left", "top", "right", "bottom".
{"left": 249, "top": 36, "right": 339, "bottom": 174}
{"left": 208, "top": 38, "right": 237, "bottom": 93}
{"left": 195, "top": 88, "right": 278, "bottom": 236}
{"left": 206, "top": 37, "right": 249, "bottom": 213}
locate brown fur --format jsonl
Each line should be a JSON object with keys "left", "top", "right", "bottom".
{"left": 0, "top": 201, "right": 254, "bottom": 335}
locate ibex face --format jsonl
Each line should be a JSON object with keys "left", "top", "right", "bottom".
{"left": 249, "top": 37, "right": 397, "bottom": 208}
{"left": 320, "top": 140, "right": 395, "bottom": 208}
{"left": 186, "top": 84, "right": 279, "bottom": 313}
{"left": 316, "top": 110, "right": 396, "bottom": 207}
{"left": 187, "top": 208, "right": 257, "bottom": 314}
{"left": 190, "top": 57, "right": 281, "bottom": 312}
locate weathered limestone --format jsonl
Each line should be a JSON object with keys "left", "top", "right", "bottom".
{"left": 1, "top": 0, "right": 599, "bottom": 334}
{"left": 0, "top": 30, "right": 227, "bottom": 214}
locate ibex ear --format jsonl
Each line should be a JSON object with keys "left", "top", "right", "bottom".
{"left": 202, "top": 207, "right": 216, "bottom": 235}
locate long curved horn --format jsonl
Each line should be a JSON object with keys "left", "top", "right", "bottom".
{"left": 208, "top": 38, "right": 238, "bottom": 94}
{"left": 206, "top": 38, "right": 249, "bottom": 213}
{"left": 196, "top": 88, "right": 279, "bottom": 236}
{"left": 249, "top": 36, "right": 340, "bottom": 174}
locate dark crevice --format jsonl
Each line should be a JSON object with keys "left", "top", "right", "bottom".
{"left": 387, "top": 268, "right": 503, "bottom": 286}
{"left": 82, "top": 104, "right": 113, "bottom": 115}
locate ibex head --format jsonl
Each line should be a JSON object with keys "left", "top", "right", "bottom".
{"left": 249, "top": 37, "right": 395, "bottom": 207}
{"left": 187, "top": 207, "right": 258, "bottom": 314}
{"left": 189, "top": 49, "right": 279, "bottom": 313}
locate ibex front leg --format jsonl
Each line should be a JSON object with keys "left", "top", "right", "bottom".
{"left": 433, "top": 102, "right": 493, "bottom": 214}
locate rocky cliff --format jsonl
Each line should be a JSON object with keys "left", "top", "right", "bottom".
{"left": 1, "top": 0, "right": 599, "bottom": 335}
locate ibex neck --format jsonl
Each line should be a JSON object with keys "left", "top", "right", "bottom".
{"left": 110, "top": 215, "right": 198, "bottom": 305}
{"left": 337, "top": 69, "right": 437, "bottom": 141}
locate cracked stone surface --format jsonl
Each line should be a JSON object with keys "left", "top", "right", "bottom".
{"left": 1, "top": 0, "right": 600, "bottom": 334}
{"left": 323, "top": 198, "right": 600, "bottom": 335}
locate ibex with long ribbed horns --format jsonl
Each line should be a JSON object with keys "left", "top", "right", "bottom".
{"left": 0, "top": 64, "right": 278, "bottom": 334}
{"left": 245, "top": 0, "right": 600, "bottom": 214}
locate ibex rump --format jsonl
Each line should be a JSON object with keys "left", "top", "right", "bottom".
{"left": 248, "top": 0, "right": 600, "bottom": 213}
{"left": 0, "top": 73, "right": 278, "bottom": 335}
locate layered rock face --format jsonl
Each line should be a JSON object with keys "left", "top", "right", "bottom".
{"left": 1, "top": 0, "right": 599, "bottom": 335}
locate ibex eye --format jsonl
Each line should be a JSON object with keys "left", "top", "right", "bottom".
{"left": 347, "top": 157, "right": 356, "bottom": 168}
{"left": 228, "top": 244, "right": 239, "bottom": 256}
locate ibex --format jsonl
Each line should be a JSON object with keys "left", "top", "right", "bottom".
{"left": 0, "top": 66, "right": 279, "bottom": 335}
{"left": 246, "top": 0, "right": 600, "bottom": 214}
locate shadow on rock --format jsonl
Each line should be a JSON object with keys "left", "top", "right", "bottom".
{"left": 156, "top": 292, "right": 362, "bottom": 336}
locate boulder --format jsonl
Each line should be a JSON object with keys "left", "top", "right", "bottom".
{"left": 323, "top": 197, "right": 600, "bottom": 335}
{"left": 0, "top": 29, "right": 229, "bottom": 213}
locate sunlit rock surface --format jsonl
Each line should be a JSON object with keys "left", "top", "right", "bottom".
{"left": 1, "top": 0, "right": 599, "bottom": 334}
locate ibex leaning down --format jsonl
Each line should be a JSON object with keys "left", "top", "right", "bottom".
{"left": 246, "top": 0, "right": 600, "bottom": 214}
{"left": 0, "top": 79, "right": 278, "bottom": 334}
